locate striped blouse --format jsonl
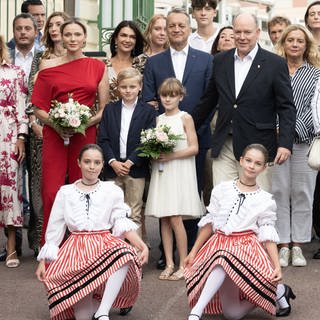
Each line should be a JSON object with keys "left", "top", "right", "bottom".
{"left": 291, "top": 61, "right": 320, "bottom": 144}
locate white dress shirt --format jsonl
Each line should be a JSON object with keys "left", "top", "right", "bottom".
{"left": 120, "top": 98, "right": 137, "bottom": 159}
{"left": 234, "top": 44, "right": 258, "bottom": 97}
{"left": 188, "top": 25, "right": 220, "bottom": 54}
{"left": 14, "top": 46, "right": 35, "bottom": 79}
{"left": 170, "top": 45, "right": 189, "bottom": 82}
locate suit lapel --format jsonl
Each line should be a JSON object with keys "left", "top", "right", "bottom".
{"left": 164, "top": 49, "right": 176, "bottom": 76}
{"left": 114, "top": 101, "right": 122, "bottom": 135}
{"left": 226, "top": 50, "right": 236, "bottom": 99}
{"left": 237, "top": 47, "right": 265, "bottom": 99}
{"left": 128, "top": 102, "right": 142, "bottom": 136}
{"left": 182, "top": 47, "right": 196, "bottom": 84}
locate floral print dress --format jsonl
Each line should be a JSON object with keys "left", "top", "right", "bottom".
{"left": 0, "top": 62, "right": 28, "bottom": 227}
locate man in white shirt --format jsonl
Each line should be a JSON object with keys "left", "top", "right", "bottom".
{"left": 7, "top": 0, "right": 46, "bottom": 51}
{"left": 189, "top": 0, "right": 220, "bottom": 54}
{"left": 11, "top": 13, "right": 38, "bottom": 79}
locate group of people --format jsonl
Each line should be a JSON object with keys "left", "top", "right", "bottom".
{"left": 1, "top": 0, "right": 320, "bottom": 319}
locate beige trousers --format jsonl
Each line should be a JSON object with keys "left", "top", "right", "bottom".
{"left": 212, "top": 136, "right": 272, "bottom": 192}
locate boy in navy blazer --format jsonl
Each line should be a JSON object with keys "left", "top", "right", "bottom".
{"left": 98, "top": 68, "right": 157, "bottom": 235}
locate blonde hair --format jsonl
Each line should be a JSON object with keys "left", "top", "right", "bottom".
{"left": 276, "top": 24, "right": 320, "bottom": 67}
{"left": 0, "top": 35, "right": 11, "bottom": 63}
{"left": 117, "top": 67, "right": 142, "bottom": 85}
{"left": 158, "top": 78, "right": 186, "bottom": 97}
{"left": 143, "top": 14, "right": 169, "bottom": 53}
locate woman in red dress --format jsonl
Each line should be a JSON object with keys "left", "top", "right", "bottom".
{"left": 32, "top": 18, "right": 109, "bottom": 244}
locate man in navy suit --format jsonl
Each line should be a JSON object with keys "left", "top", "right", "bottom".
{"left": 98, "top": 68, "right": 156, "bottom": 237}
{"left": 192, "top": 12, "right": 296, "bottom": 192}
{"left": 142, "top": 8, "right": 213, "bottom": 265}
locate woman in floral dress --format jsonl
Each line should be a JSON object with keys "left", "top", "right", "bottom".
{"left": 0, "top": 34, "right": 28, "bottom": 268}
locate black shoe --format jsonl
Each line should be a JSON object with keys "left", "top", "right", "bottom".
{"left": 156, "top": 255, "right": 166, "bottom": 270}
{"left": 313, "top": 248, "right": 320, "bottom": 259}
{"left": 119, "top": 306, "right": 133, "bottom": 316}
{"left": 276, "top": 284, "right": 296, "bottom": 317}
{"left": 0, "top": 249, "right": 7, "bottom": 262}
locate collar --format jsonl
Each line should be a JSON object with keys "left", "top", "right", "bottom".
{"left": 190, "top": 29, "right": 218, "bottom": 42}
{"left": 234, "top": 43, "right": 259, "bottom": 61}
{"left": 170, "top": 44, "right": 189, "bottom": 56}
{"left": 122, "top": 97, "right": 138, "bottom": 109}
{"left": 15, "top": 45, "right": 35, "bottom": 58}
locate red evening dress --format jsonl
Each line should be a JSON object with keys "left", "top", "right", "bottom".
{"left": 31, "top": 57, "right": 105, "bottom": 244}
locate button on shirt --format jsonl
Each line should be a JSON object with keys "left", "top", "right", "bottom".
{"left": 14, "top": 46, "right": 35, "bottom": 79}
{"left": 170, "top": 45, "right": 189, "bottom": 82}
{"left": 234, "top": 44, "right": 258, "bottom": 98}
{"left": 120, "top": 98, "right": 137, "bottom": 160}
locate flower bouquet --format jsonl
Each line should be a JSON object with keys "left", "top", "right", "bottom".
{"left": 48, "top": 94, "right": 92, "bottom": 146}
{"left": 137, "top": 125, "right": 183, "bottom": 172}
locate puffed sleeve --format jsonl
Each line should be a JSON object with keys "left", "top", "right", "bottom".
{"left": 257, "top": 194, "right": 279, "bottom": 243}
{"left": 110, "top": 186, "right": 138, "bottom": 237}
{"left": 198, "top": 184, "right": 222, "bottom": 228}
{"left": 37, "top": 189, "right": 67, "bottom": 261}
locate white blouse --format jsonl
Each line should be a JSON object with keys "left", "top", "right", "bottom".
{"left": 37, "top": 181, "right": 138, "bottom": 261}
{"left": 199, "top": 180, "right": 279, "bottom": 243}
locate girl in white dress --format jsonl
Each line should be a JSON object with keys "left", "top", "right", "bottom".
{"left": 184, "top": 144, "right": 295, "bottom": 320}
{"left": 35, "top": 144, "right": 148, "bottom": 320}
{"left": 145, "top": 78, "right": 203, "bottom": 281}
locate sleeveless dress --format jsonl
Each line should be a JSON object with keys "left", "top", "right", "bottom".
{"left": 31, "top": 57, "right": 105, "bottom": 245}
{"left": 145, "top": 111, "right": 203, "bottom": 218}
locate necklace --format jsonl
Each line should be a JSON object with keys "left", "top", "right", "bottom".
{"left": 239, "top": 179, "right": 256, "bottom": 187}
{"left": 81, "top": 179, "right": 99, "bottom": 186}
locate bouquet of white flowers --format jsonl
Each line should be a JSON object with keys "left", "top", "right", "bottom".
{"left": 137, "top": 125, "right": 183, "bottom": 172}
{"left": 48, "top": 94, "right": 92, "bottom": 146}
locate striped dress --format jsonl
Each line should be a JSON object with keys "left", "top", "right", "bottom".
{"left": 184, "top": 180, "right": 279, "bottom": 316}
{"left": 37, "top": 181, "right": 142, "bottom": 320}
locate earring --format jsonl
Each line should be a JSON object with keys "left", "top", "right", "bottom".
{"left": 115, "top": 43, "right": 118, "bottom": 51}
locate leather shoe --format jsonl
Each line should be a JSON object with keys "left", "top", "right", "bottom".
{"left": 0, "top": 249, "right": 7, "bottom": 262}
{"left": 156, "top": 255, "right": 166, "bottom": 270}
{"left": 313, "top": 248, "right": 320, "bottom": 259}
{"left": 119, "top": 306, "right": 132, "bottom": 316}
{"left": 276, "top": 284, "right": 296, "bottom": 317}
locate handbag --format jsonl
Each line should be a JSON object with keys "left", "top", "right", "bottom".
{"left": 307, "top": 136, "right": 320, "bottom": 170}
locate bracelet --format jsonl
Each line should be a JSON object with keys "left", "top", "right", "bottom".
{"left": 29, "top": 119, "right": 37, "bottom": 128}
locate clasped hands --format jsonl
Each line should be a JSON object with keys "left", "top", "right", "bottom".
{"left": 110, "top": 160, "right": 133, "bottom": 177}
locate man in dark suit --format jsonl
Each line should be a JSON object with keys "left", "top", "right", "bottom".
{"left": 142, "top": 8, "right": 213, "bottom": 267}
{"left": 192, "top": 12, "right": 296, "bottom": 192}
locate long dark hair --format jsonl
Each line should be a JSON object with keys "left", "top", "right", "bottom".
{"left": 110, "top": 20, "right": 145, "bottom": 58}
{"left": 211, "top": 26, "right": 233, "bottom": 55}
{"left": 305, "top": 1, "right": 320, "bottom": 31}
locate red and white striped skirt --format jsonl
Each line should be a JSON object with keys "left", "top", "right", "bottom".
{"left": 184, "top": 231, "right": 277, "bottom": 316}
{"left": 44, "top": 230, "right": 142, "bottom": 320}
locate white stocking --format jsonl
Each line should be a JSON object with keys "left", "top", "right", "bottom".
{"left": 219, "top": 275, "right": 255, "bottom": 320}
{"left": 276, "top": 284, "right": 289, "bottom": 309}
{"left": 73, "top": 292, "right": 98, "bottom": 320}
{"left": 188, "top": 265, "right": 226, "bottom": 319}
{"left": 94, "top": 264, "right": 129, "bottom": 318}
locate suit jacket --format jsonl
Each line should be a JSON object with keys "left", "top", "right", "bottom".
{"left": 98, "top": 99, "right": 157, "bottom": 179}
{"left": 192, "top": 45, "right": 296, "bottom": 161}
{"left": 142, "top": 46, "right": 213, "bottom": 148}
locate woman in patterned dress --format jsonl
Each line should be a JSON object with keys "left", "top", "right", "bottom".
{"left": 0, "top": 34, "right": 28, "bottom": 268}
{"left": 184, "top": 144, "right": 295, "bottom": 319}
{"left": 104, "top": 20, "right": 146, "bottom": 102}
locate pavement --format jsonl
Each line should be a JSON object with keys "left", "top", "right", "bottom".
{"left": 1, "top": 217, "right": 320, "bottom": 320}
